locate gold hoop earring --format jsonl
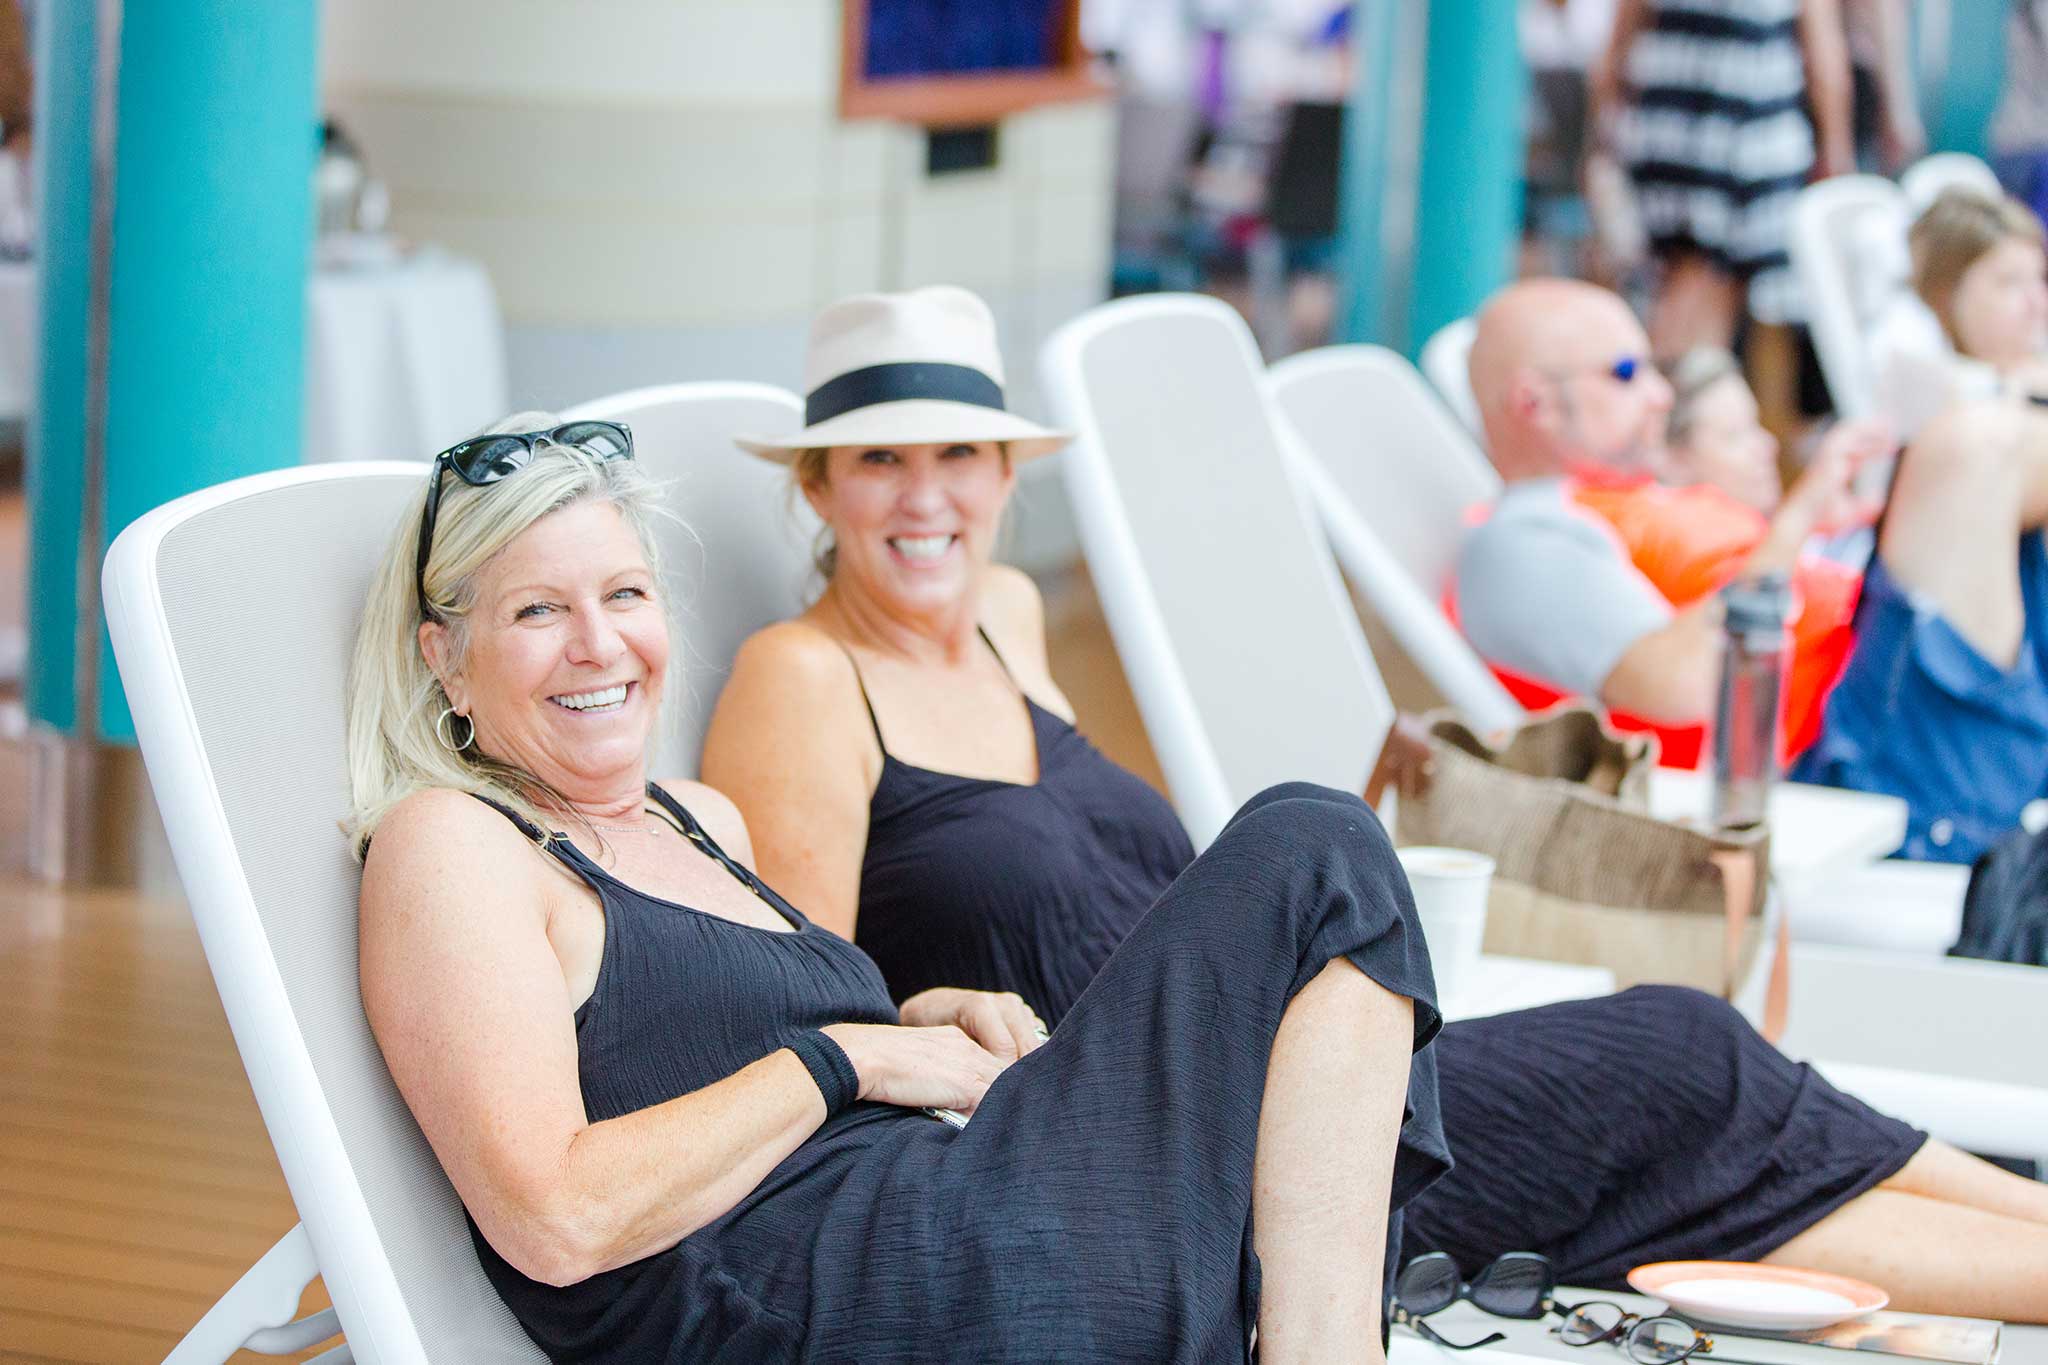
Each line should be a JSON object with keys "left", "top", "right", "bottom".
{"left": 435, "top": 706, "right": 475, "bottom": 753}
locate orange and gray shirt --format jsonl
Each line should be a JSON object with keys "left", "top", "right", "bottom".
{"left": 1453, "top": 475, "right": 1859, "bottom": 761}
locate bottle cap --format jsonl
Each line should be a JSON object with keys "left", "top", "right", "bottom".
{"left": 1722, "top": 571, "right": 1792, "bottom": 634}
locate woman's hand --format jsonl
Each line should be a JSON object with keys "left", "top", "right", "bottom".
{"left": 898, "top": 987, "right": 1047, "bottom": 1064}
{"left": 820, "top": 1021, "right": 1010, "bottom": 1114}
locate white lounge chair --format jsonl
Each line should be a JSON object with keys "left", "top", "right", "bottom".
{"left": 1041, "top": 292, "right": 2048, "bottom": 1164}
{"left": 103, "top": 385, "right": 806, "bottom": 1363}
{"left": 1039, "top": 292, "right": 1395, "bottom": 849}
{"left": 1264, "top": 343, "right": 1520, "bottom": 736}
{"left": 1416, "top": 316, "right": 1484, "bottom": 440}
{"left": 1900, "top": 150, "right": 2002, "bottom": 212}
{"left": 559, "top": 382, "right": 811, "bottom": 776}
{"left": 1790, "top": 173, "right": 1912, "bottom": 419}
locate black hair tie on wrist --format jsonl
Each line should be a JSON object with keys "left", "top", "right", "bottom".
{"left": 787, "top": 1030, "right": 860, "bottom": 1117}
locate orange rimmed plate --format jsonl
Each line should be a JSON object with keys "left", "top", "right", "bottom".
{"left": 1627, "top": 1261, "right": 1889, "bottom": 1331}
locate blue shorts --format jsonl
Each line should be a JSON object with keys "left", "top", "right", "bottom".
{"left": 1791, "top": 532, "right": 2048, "bottom": 863}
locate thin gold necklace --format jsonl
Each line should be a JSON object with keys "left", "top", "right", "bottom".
{"left": 587, "top": 807, "right": 659, "bottom": 835}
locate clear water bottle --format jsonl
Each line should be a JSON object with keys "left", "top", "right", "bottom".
{"left": 1711, "top": 573, "right": 1793, "bottom": 830}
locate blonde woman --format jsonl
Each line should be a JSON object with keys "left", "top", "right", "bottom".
{"left": 346, "top": 412, "right": 1446, "bottom": 1362}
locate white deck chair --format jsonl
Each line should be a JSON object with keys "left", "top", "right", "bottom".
{"left": 105, "top": 464, "right": 544, "bottom": 1363}
{"left": 1039, "top": 292, "right": 1395, "bottom": 849}
{"left": 1416, "top": 316, "right": 1483, "bottom": 440}
{"left": 103, "top": 389, "right": 808, "bottom": 1363}
{"left": 1900, "top": 150, "right": 2002, "bottom": 211}
{"left": 558, "top": 382, "right": 810, "bottom": 777}
{"left": 1790, "top": 174, "right": 1910, "bottom": 417}
{"left": 1264, "top": 344, "right": 1521, "bottom": 735}
{"left": 1042, "top": 293, "right": 2048, "bottom": 1164}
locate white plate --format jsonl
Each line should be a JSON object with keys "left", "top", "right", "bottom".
{"left": 1627, "top": 1261, "right": 1889, "bottom": 1331}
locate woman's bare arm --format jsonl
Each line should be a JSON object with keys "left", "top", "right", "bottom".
{"left": 699, "top": 622, "right": 879, "bottom": 937}
{"left": 1801, "top": 0, "right": 1856, "bottom": 177}
{"left": 359, "top": 789, "right": 831, "bottom": 1285}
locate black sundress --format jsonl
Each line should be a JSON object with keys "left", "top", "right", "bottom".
{"left": 468, "top": 782, "right": 1449, "bottom": 1362}
{"left": 846, "top": 636, "right": 1928, "bottom": 1290}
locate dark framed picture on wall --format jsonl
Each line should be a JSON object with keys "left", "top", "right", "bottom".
{"left": 841, "top": 0, "right": 1103, "bottom": 124}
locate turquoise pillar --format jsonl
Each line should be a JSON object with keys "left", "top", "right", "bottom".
{"left": 1336, "top": 0, "right": 1527, "bottom": 356}
{"left": 25, "top": 1, "right": 319, "bottom": 744}
{"left": 1405, "top": 0, "right": 1527, "bottom": 358}
{"left": 1927, "top": 0, "right": 2005, "bottom": 160}
{"left": 1335, "top": 0, "right": 1406, "bottom": 346}
{"left": 24, "top": 0, "right": 100, "bottom": 734}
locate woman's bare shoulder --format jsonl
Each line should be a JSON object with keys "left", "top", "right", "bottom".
{"left": 981, "top": 564, "right": 1046, "bottom": 629}
{"left": 731, "top": 617, "right": 853, "bottom": 681}
{"left": 361, "top": 788, "right": 547, "bottom": 915}
{"left": 652, "top": 779, "right": 756, "bottom": 867}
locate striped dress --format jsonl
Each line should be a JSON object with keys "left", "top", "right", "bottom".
{"left": 1617, "top": 0, "right": 1814, "bottom": 322}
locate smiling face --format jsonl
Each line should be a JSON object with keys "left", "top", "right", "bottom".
{"left": 1950, "top": 235, "right": 2048, "bottom": 370}
{"left": 421, "top": 498, "right": 668, "bottom": 803}
{"left": 1669, "top": 373, "right": 1782, "bottom": 512}
{"left": 803, "top": 440, "right": 1015, "bottom": 621}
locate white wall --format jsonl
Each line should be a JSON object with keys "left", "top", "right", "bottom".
{"left": 320, "top": 0, "right": 1113, "bottom": 567}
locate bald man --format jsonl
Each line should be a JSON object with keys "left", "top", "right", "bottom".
{"left": 1455, "top": 278, "right": 2048, "bottom": 863}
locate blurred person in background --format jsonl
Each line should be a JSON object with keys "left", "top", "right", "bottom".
{"left": 1460, "top": 278, "right": 2048, "bottom": 864}
{"left": 1842, "top": 0, "right": 1924, "bottom": 172}
{"left": 1594, "top": 0, "right": 1854, "bottom": 358}
{"left": 1993, "top": 0, "right": 2048, "bottom": 225}
{"left": 1910, "top": 187, "right": 2048, "bottom": 391}
{"left": 1665, "top": 345, "right": 1789, "bottom": 511}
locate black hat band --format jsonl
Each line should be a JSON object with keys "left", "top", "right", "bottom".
{"left": 804, "top": 361, "right": 1006, "bottom": 428}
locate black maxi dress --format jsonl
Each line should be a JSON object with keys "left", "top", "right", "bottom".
{"left": 847, "top": 648, "right": 1929, "bottom": 1290}
{"left": 469, "top": 783, "right": 1450, "bottom": 1363}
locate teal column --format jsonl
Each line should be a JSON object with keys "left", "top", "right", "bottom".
{"left": 94, "top": 3, "right": 319, "bottom": 739}
{"left": 1335, "top": 0, "right": 1406, "bottom": 346}
{"left": 24, "top": 0, "right": 100, "bottom": 734}
{"left": 1405, "top": 1, "right": 1526, "bottom": 359}
{"left": 1927, "top": 0, "right": 2005, "bottom": 160}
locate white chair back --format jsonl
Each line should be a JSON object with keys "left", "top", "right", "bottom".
{"left": 1266, "top": 345, "right": 1521, "bottom": 735}
{"left": 1900, "top": 151, "right": 2002, "bottom": 212}
{"left": 559, "top": 383, "right": 809, "bottom": 776}
{"left": 1039, "top": 293, "right": 1394, "bottom": 847}
{"left": 1789, "top": 174, "right": 1910, "bottom": 417}
{"left": 103, "top": 464, "right": 548, "bottom": 1363}
{"left": 1416, "top": 316, "right": 1483, "bottom": 439}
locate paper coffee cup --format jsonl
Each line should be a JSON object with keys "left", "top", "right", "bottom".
{"left": 1395, "top": 845, "right": 1494, "bottom": 1006}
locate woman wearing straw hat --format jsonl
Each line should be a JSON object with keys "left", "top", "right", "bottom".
{"left": 706, "top": 286, "right": 2048, "bottom": 1324}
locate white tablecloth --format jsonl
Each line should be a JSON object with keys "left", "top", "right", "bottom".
{"left": 303, "top": 247, "right": 507, "bottom": 465}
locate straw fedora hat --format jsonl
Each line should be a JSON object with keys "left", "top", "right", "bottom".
{"left": 735, "top": 285, "right": 1071, "bottom": 463}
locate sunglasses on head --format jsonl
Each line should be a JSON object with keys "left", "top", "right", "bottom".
{"left": 414, "top": 420, "right": 634, "bottom": 623}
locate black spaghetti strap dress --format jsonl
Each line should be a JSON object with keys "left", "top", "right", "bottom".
{"left": 466, "top": 781, "right": 1449, "bottom": 1362}
{"left": 847, "top": 633, "right": 1928, "bottom": 1291}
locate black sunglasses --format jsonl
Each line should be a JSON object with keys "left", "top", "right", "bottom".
{"left": 414, "top": 420, "right": 634, "bottom": 622}
{"left": 1388, "top": 1251, "right": 1556, "bottom": 1351}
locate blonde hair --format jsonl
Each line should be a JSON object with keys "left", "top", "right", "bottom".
{"left": 342, "top": 412, "right": 672, "bottom": 856}
{"left": 1910, "top": 188, "right": 2047, "bottom": 346}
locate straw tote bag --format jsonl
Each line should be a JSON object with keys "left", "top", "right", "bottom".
{"left": 1395, "top": 705, "right": 1788, "bottom": 1037}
